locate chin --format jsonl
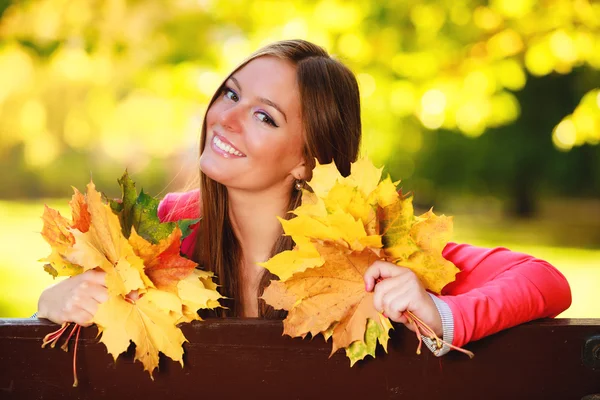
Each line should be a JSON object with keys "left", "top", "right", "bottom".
{"left": 199, "top": 153, "right": 227, "bottom": 185}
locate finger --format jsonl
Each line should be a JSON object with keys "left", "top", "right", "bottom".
{"left": 70, "top": 309, "right": 95, "bottom": 327}
{"left": 372, "top": 273, "right": 412, "bottom": 311}
{"left": 87, "top": 283, "right": 109, "bottom": 304}
{"left": 373, "top": 276, "right": 404, "bottom": 312}
{"left": 364, "top": 261, "right": 403, "bottom": 291}
{"left": 126, "top": 289, "right": 139, "bottom": 302}
{"left": 381, "top": 290, "right": 408, "bottom": 322}
{"left": 71, "top": 292, "right": 102, "bottom": 318}
{"left": 83, "top": 270, "right": 107, "bottom": 286}
{"left": 71, "top": 277, "right": 108, "bottom": 305}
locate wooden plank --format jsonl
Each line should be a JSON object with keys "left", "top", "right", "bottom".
{"left": 1, "top": 318, "right": 599, "bottom": 399}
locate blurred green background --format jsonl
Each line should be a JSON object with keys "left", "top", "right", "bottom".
{"left": 0, "top": 0, "right": 599, "bottom": 318}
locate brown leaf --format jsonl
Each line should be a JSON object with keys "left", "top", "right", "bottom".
{"left": 263, "top": 243, "right": 387, "bottom": 355}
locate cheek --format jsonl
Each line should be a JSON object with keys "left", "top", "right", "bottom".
{"left": 205, "top": 103, "right": 219, "bottom": 127}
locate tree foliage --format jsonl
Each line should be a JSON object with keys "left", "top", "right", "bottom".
{"left": 0, "top": 0, "right": 598, "bottom": 197}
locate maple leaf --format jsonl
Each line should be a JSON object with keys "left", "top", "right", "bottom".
{"left": 177, "top": 269, "right": 223, "bottom": 323}
{"left": 69, "top": 187, "right": 91, "bottom": 233}
{"left": 381, "top": 195, "right": 458, "bottom": 294}
{"left": 346, "top": 316, "right": 393, "bottom": 366}
{"left": 128, "top": 227, "right": 197, "bottom": 293}
{"left": 93, "top": 289, "right": 187, "bottom": 378}
{"left": 262, "top": 243, "right": 392, "bottom": 357}
{"left": 42, "top": 250, "right": 83, "bottom": 278}
{"left": 258, "top": 236, "right": 324, "bottom": 281}
{"left": 40, "top": 188, "right": 91, "bottom": 278}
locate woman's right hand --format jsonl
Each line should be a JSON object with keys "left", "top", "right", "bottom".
{"left": 37, "top": 269, "right": 108, "bottom": 326}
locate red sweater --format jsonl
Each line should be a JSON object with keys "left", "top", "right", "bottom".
{"left": 158, "top": 190, "right": 572, "bottom": 348}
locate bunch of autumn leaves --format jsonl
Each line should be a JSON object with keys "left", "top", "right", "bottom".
{"left": 259, "top": 158, "right": 460, "bottom": 365}
{"left": 40, "top": 158, "right": 460, "bottom": 378}
{"left": 40, "top": 174, "right": 222, "bottom": 378}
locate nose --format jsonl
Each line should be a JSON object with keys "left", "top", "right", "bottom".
{"left": 218, "top": 103, "right": 243, "bottom": 133}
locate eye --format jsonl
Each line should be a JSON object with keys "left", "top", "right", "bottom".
{"left": 255, "top": 111, "right": 278, "bottom": 127}
{"left": 223, "top": 87, "right": 239, "bottom": 102}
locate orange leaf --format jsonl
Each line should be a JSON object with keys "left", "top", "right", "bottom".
{"left": 41, "top": 206, "right": 74, "bottom": 251}
{"left": 69, "top": 187, "right": 91, "bottom": 233}
{"left": 128, "top": 227, "right": 197, "bottom": 293}
{"left": 262, "top": 243, "right": 389, "bottom": 356}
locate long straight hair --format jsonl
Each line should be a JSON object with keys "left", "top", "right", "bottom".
{"left": 195, "top": 40, "right": 362, "bottom": 318}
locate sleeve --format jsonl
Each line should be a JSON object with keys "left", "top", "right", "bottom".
{"left": 437, "top": 243, "right": 572, "bottom": 348}
{"left": 157, "top": 190, "right": 201, "bottom": 258}
{"left": 157, "top": 189, "right": 201, "bottom": 222}
{"left": 423, "top": 294, "right": 454, "bottom": 357}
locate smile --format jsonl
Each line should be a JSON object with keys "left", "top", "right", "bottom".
{"left": 212, "top": 135, "right": 246, "bottom": 157}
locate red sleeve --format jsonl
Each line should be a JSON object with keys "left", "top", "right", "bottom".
{"left": 157, "top": 190, "right": 201, "bottom": 258}
{"left": 438, "top": 243, "right": 572, "bottom": 348}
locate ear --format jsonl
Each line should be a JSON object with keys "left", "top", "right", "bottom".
{"left": 290, "top": 159, "right": 307, "bottom": 181}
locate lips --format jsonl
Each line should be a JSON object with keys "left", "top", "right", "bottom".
{"left": 211, "top": 134, "right": 246, "bottom": 158}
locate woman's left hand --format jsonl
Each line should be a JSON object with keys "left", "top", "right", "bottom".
{"left": 364, "top": 261, "right": 442, "bottom": 336}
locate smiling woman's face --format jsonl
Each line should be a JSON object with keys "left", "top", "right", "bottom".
{"left": 199, "top": 56, "right": 305, "bottom": 193}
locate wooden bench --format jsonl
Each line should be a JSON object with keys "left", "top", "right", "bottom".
{"left": 1, "top": 318, "right": 599, "bottom": 399}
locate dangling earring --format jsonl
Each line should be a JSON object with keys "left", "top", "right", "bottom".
{"left": 295, "top": 179, "right": 304, "bottom": 191}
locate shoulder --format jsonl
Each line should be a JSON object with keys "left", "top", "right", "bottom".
{"left": 157, "top": 189, "right": 201, "bottom": 222}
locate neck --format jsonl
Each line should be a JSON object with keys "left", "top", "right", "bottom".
{"left": 227, "top": 187, "right": 290, "bottom": 264}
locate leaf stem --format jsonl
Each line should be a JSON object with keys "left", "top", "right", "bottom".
{"left": 404, "top": 311, "right": 474, "bottom": 359}
{"left": 61, "top": 323, "right": 80, "bottom": 352}
{"left": 42, "top": 322, "right": 69, "bottom": 349}
{"left": 72, "top": 325, "right": 81, "bottom": 387}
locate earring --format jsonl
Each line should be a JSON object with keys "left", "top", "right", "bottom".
{"left": 295, "top": 179, "right": 304, "bottom": 191}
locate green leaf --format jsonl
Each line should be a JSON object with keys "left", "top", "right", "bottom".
{"left": 110, "top": 170, "right": 191, "bottom": 244}
{"left": 178, "top": 218, "right": 201, "bottom": 240}
{"left": 131, "top": 190, "right": 176, "bottom": 244}
{"left": 114, "top": 170, "right": 139, "bottom": 238}
{"left": 345, "top": 317, "right": 392, "bottom": 366}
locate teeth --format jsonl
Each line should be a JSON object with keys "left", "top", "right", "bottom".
{"left": 213, "top": 136, "right": 243, "bottom": 156}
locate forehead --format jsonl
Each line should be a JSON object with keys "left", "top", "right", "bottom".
{"left": 232, "top": 56, "right": 301, "bottom": 112}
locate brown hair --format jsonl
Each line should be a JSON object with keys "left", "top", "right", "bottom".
{"left": 195, "top": 39, "right": 361, "bottom": 317}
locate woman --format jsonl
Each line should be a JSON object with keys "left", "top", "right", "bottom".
{"left": 37, "top": 39, "right": 571, "bottom": 355}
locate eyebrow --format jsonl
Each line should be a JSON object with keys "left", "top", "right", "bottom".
{"left": 229, "top": 76, "right": 287, "bottom": 123}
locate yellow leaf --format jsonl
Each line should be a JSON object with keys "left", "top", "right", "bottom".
{"left": 177, "top": 269, "right": 223, "bottom": 321}
{"left": 325, "top": 210, "right": 370, "bottom": 250}
{"left": 279, "top": 215, "right": 337, "bottom": 243}
{"left": 258, "top": 236, "right": 324, "bottom": 280}
{"left": 84, "top": 182, "right": 127, "bottom": 265}
{"left": 399, "top": 211, "right": 458, "bottom": 293}
{"left": 368, "top": 175, "right": 400, "bottom": 208}
{"left": 345, "top": 156, "right": 383, "bottom": 198}
{"left": 306, "top": 160, "right": 342, "bottom": 197}
{"left": 41, "top": 250, "right": 83, "bottom": 278}
{"left": 292, "top": 190, "right": 328, "bottom": 218}
{"left": 94, "top": 289, "right": 187, "bottom": 378}
{"left": 324, "top": 183, "right": 373, "bottom": 225}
